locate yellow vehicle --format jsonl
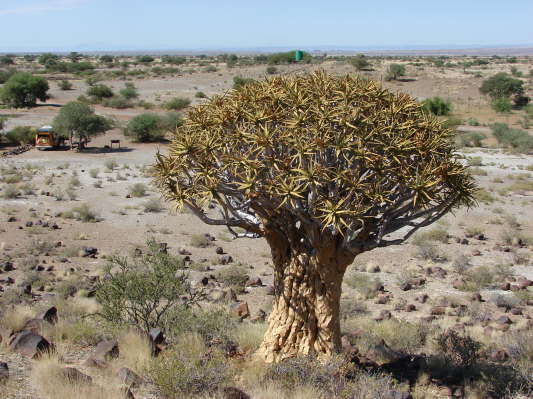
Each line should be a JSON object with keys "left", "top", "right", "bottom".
{"left": 35, "top": 126, "right": 61, "bottom": 150}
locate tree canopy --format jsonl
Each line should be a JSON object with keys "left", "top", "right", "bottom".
{"left": 155, "top": 71, "right": 475, "bottom": 253}
{"left": 53, "top": 101, "right": 112, "bottom": 149}
{"left": 479, "top": 73, "right": 524, "bottom": 99}
{"left": 0, "top": 72, "right": 49, "bottom": 108}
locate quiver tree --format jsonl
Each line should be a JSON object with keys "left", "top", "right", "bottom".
{"left": 154, "top": 70, "right": 476, "bottom": 362}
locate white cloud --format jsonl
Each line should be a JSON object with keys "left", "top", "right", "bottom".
{"left": 0, "top": 0, "right": 88, "bottom": 16}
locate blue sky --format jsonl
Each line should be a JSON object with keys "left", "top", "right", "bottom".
{"left": 1, "top": 0, "right": 532, "bottom": 52}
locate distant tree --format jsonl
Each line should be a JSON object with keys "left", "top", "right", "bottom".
{"left": 119, "top": 82, "right": 138, "bottom": 100}
{"left": 349, "top": 54, "right": 370, "bottom": 71}
{"left": 0, "top": 72, "right": 49, "bottom": 108}
{"left": 0, "top": 68, "right": 16, "bottom": 84}
{"left": 68, "top": 52, "right": 82, "bottom": 63}
{"left": 385, "top": 64, "right": 406, "bottom": 81}
{"left": 137, "top": 55, "right": 155, "bottom": 64}
{"left": 100, "top": 55, "right": 114, "bottom": 63}
{"left": 37, "top": 52, "right": 59, "bottom": 66}
{"left": 161, "top": 55, "right": 187, "bottom": 65}
{"left": 266, "top": 66, "right": 278, "bottom": 75}
{"left": 23, "top": 54, "right": 36, "bottom": 62}
{"left": 53, "top": 101, "right": 113, "bottom": 150}
{"left": 480, "top": 73, "right": 524, "bottom": 101}
{"left": 0, "top": 55, "right": 14, "bottom": 66}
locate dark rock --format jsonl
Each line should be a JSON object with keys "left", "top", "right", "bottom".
{"left": 6, "top": 277, "right": 14, "bottom": 284}
{"left": 201, "top": 276, "right": 209, "bottom": 286}
{"left": 430, "top": 306, "right": 446, "bottom": 316}
{"left": 471, "top": 292, "right": 483, "bottom": 302}
{"left": 500, "top": 282, "right": 511, "bottom": 291}
{"left": 374, "top": 310, "right": 392, "bottom": 321}
{"left": 23, "top": 284, "right": 31, "bottom": 295}
{"left": 9, "top": 331, "right": 53, "bottom": 358}
{"left": 215, "top": 247, "right": 224, "bottom": 255}
{"left": 220, "top": 255, "right": 233, "bottom": 265}
{"left": 51, "top": 223, "right": 59, "bottom": 230}
{"left": 2, "top": 261, "right": 14, "bottom": 272}
{"left": 474, "top": 233, "right": 486, "bottom": 241}
{"left": 25, "top": 221, "right": 33, "bottom": 227}
{"left": 250, "top": 309, "right": 266, "bottom": 323}
{"left": 460, "top": 238, "right": 469, "bottom": 245}
{"left": 0, "top": 362, "right": 8, "bottom": 383}
{"left": 61, "top": 367, "right": 92, "bottom": 385}
{"left": 223, "top": 387, "right": 251, "bottom": 399}
{"left": 496, "top": 316, "right": 512, "bottom": 325}
{"left": 116, "top": 367, "right": 142, "bottom": 387}
{"left": 510, "top": 308, "right": 522, "bottom": 315}
{"left": 415, "top": 294, "right": 429, "bottom": 303}
{"left": 82, "top": 246, "right": 98, "bottom": 257}
{"left": 7, "top": 216, "right": 17, "bottom": 222}
{"left": 246, "top": 277, "right": 262, "bottom": 287}
{"left": 36, "top": 306, "right": 58, "bottom": 324}
{"left": 93, "top": 340, "right": 119, "bottom": 360}
{"left": 399, "top": 282, "right": 412, "bottom": 291}
{"left": 405, "top": 304, "right": 416, "bottom": 312}
{"left": 233, "top": 302, "right": 250, "bottom": 319}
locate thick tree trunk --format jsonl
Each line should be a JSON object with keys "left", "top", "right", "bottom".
{"left": 257, "top": 231, "right": 353, "bottom": 362}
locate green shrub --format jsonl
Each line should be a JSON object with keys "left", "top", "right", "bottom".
{"left": 164, "top": 97, "right": 190, "bottom": 110}
{"left": 89, "top": 168, "right": 99, "bottom": 178}
{"left": 58, "top": 80, "right": 72, "bottom": 90}
{"left": 462, "top": 266, "right": 494, "bottom": 291}
{"left": 148, "top": 336, "right": 232, "bottom": 397}
{"left": 442, "top": 117, "right": 462, "bottom": 129}
{"left": 232, "top": 76, "right": 256, "bottom": 89}
{"left": 385, "top": 63, "right": 406, "bottom": 81}
{"left": 0, "top": 68, "right": 16, "bottom": 84}
{"left": 194, "top": 91, "right": 206, "bottom": 98}
{"left": 86, "top": 84, "right": 114, "bottom": 100}
{"left": 119, "top": 82, "right": 138, "bottom": 100}
{"left": 137, "top": 55, "right": 154, "bottom": 63}
{"left": 457, "top": 132, "right": 485, "bottom": 148}
{"left": 413, "top": 227, "right": 449, "bottom": 243}
{"left": 102, "top": 96, "right": 132, "bottom": 109}
{"left": 492, "top": 97, "right": 512, "bottom": 113}
{"left": 491, "top": 123, "right": 533, "bottom": 152}
{"left": 480, "top": 72, "right": 524, "bottom": 100}
{"left": 350, "top": 54, "right": 370, "bottom": 70}
{"left": 96, "top": 239, "right": 192, "bottom": 334}
{"left": 5, "top": 126, "right": 35, "bottom": 145}
{"left": 467, "top": 156, "right": 483, "bottom": 166}
{"left": 124, "top": 113, "right": 165, "bottom": 142}
{"left": 422, "top": 97, "right": 451, "bottom": 116}
{"left": 266, "top": 66, "right": 278, "bottom": 74}
{"left": 189, "top": 234, "right": 212, "bottom": 248}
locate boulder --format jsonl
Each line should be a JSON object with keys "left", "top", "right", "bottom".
{"left": 233, "top": 302, "right": 250, "bottom": 320}
{"left": 116, "top": 367, "right": 142, "bottom": 387}
{"left": 430, "top": 306, "right": 446, "bottom": 316}
{"left": 93, "top": 340, "right": 119, "bottom": 360}
{"left": 9, "top": 331, "right": 53, "bottom": 358}
{"left": 246, "top": 277, "right": 262, "bottom": 287}
{"left": 36, "top": 306, "right": 58, "bottom": 324}
{"left": 220, "top": 255, "right": 233, "bottom": 265}
{"left": 215, "top": 247, "right": 225, "bottom": 255}
{"left": 399, "top": 282, "right": 412, "bottom": 291}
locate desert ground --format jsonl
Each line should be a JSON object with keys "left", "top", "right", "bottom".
{"left": 0, "top": 54, "right": 532, "bottom": 399}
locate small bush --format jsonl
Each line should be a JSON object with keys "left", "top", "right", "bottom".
{"left": 102, "top": 96, "right": 132, "bottom": 109}
{"left": 149, "top": 334, "right": 232, "bottom": 397}
{"left": 344, "top": 272, "right": 382, "bottom": 299}
{"left": 422, "top": 97, "right": 451, "bottom": 116}
{"left": 266, "top": 66, "right": 278, "bottom": 74}
{"left": 119, "top": 82, "right": 138, "bottom": 100}
{"left": 89, "top": 168, "right": 99, "bottom": 178}
{"left": 61, "top": 204, "right": 99, "bottom": 222}
{"left": 462, "top": 266, "right": 494, "bottom": 291}
{"left": 491, "top": 123, "right": 533, "bottom": 153}
{"left": 189, "top": 234, "right": 212, "bottom": 248}
{"left": 96, "top": 239, "right": 191, "bottom": 334}
{"left": 413, "top": 227, "right": 449, "bottom": 243}
{"left": 216, "top": 266, "right": 249, "bottom": 293}
{"left": 233, "top": 76, "right": 255, "bottom": 89}
{"left": 1, "top": 184, "right": 19, "bottom": 199}
{"left": 143, "top": 198, "right": 164, "bottom": 213}
{"left": 58, "top": 80, "right": 72, "bottom": 90}
{"left": 86, "top": 84, "right": 114, "bottom": 100}
{"left": 5, "top": 126, "right": 35, "bottom": 145}
{"left": 467, "top": 156, "right": 483, "bottom": 166}
{"left": 194, "top": 91, "right": 206, "bottom": 98}
{"left": 435, "top": 330, "right": 481, "bottom": 368}
{"left": 128, "top": 182, "right": 148, "bottom": 197}
{"left": 385, "top": 63, "right": 406, "bottom": 81}
{"left": 164, "top": 97, "right": 190, "bottom": 110}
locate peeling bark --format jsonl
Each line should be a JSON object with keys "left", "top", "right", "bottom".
{"left": 257, "top": 227, "right": 354, "bottom": 362}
